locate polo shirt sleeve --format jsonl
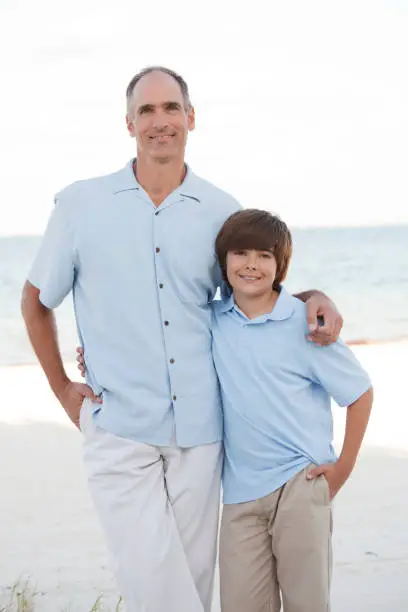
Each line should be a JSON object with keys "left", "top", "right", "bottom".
{"left": 28, "top": 195, "right": 76, "bottom": 309}
{"left": 307, "top": 339, "right": 372, "bottom": 407}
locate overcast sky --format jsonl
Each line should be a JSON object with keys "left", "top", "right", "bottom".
{"left": 1, "top": 0, "right": 407, "bottom": 235}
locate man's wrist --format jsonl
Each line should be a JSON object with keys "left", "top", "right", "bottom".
{"left": 50, "top": 375, "right": 71, "bottom": 400}
{"left": 293, "top": 289, "right": 328, "bottom": 303}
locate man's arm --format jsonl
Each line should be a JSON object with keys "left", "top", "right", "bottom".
{"left": 293, "top": 289, "right": 322, "bottom": 302}
{"left": 21, "top": 284, "right": 101, "bottom": 429}
{"left": 294, "top": 289, "right": 343, "bottom": 346}
{"left": 22, "top": 193, "right": 100, "bottom": 427}
{"left": 22, "top": 282, "right": 70, "bottom": 398}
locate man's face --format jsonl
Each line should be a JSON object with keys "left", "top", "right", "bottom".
{"left": 226, "top": 248, "right": 278, "bottom": 299}
{"left": 126, "top": 71, "right": 195, "bottom": 164}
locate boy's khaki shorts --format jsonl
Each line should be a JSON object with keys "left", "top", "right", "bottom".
{"left": 220, "top": 466, "right": 332, "bottom": 612}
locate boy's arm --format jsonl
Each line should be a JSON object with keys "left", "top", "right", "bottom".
{"left": 294, "top": 289, "right": 343, "bottom": 346}
{"left": 307, "top": 387, "right": 373, "bottom": 498}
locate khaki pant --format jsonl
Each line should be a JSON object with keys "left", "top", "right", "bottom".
{"left": 220, "top": 467, "right": 332, "bottom": 612}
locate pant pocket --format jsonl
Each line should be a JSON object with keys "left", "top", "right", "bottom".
{"left": 318, "top": 474, "right": 331, "bottom": 505}
{"left": 79, "top": 397, "right": 90, "bottom": 433}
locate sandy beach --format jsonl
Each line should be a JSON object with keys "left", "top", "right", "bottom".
{"left": 1, "top": 342, "right": 408, "bottom": 611}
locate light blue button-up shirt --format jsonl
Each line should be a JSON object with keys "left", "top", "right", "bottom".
{"left": 211, "top": 287, "right": 372, "bottom": 504}
{"left": 28, "top": 160, "right": 240, "bottom": 447}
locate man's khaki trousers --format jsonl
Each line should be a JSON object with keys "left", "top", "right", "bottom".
{"left": 220, "top": 467, "right": 332, "bottom": 612}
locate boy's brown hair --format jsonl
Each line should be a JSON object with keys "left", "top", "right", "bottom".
{"left": 215, "top": 209, "right": 293, "bottom": 291}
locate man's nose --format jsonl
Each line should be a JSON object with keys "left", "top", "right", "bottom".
{"left": 152, "top": 110, "right": 169, "bottom": 130}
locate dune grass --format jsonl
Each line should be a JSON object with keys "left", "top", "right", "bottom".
{"left": 0, "top": 580, "right": 123, "bottom": 612}
{"left": 0, "top": 579, "right": 37, "bottom": 612}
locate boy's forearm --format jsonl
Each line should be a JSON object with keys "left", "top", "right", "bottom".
{"left": 337, "top": 388, "right": 374, "bottom": 471}
{"left": 294, "top": 289, "right": 328, "bottom": 303}
{"left": 21, "top": 282, "right": 70, "bottom": 398}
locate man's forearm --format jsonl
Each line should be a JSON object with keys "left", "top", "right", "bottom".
{"left": 21, "top": 282, "right": 70, "bottom": 398}
{"left": 337, "top": 388, "right": 373, "bottom": 471}
{"left": 294, "top": 289, "right": 328, "bottom": 303}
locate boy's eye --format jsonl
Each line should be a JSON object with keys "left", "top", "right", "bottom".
{"left": 233, "top": 250, "right": 246, "bottom": 256}
{"left": 261, "top": 252, "right": 273, "bottom": 258}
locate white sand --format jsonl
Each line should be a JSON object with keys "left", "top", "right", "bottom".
{"left": 1, "top": 342, "right": 407, "bottom": 610}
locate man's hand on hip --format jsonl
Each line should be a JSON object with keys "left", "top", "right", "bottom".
{"left": 57, "top": 381, "right": 102, "bottom": 429}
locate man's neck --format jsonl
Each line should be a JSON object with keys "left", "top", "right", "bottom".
{"left": 233, "top": 289, "right": 279, "bottom": 320}
{"left": 134, "top": 156, "right": 187, "bottom": 207}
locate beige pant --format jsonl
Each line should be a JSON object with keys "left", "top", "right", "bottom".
{"left": 220, "top": 467, "right": 332, "bottom": 612}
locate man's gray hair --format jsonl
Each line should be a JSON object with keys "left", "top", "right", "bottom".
{"left": 126, "top": 66, "right": 192, "bottom": 115}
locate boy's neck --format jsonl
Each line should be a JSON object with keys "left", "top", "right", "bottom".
{"left": 233, "top": 289, "right": 280, "bottom": 320}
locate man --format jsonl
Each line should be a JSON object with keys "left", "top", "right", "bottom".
{"left": 21, "top": 66, "right": 343, "bottom": 612}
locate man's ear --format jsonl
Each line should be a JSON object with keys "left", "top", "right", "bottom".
{"left": 126, "top": 115, "right": 136, "bottom": 138}
{"left": 188, "top": 106, "right": 195, "bottom": 132}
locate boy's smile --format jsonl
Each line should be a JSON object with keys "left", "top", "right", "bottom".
{"left": 226, "top": 249, "right": 279, "bottom": 318}
{"left": 237, "top": 273, "right": 262, "bottom": 282}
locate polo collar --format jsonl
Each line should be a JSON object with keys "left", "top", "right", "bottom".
{"left": 218, "top": 292, "right": 235, "bottom": 313}
{"left": 112, "top": 159, "right": 201, "bottom": 202}
{"left": 219, "top": 286, "right": 296, "bottom": 322}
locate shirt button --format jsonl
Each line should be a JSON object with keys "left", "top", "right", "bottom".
{"left": 173, "top": 395, "right": 177, "bottom": 401}
{"left": 159, "top": 283, "right": 164, "bottom": 289}
{"left": 164, "top": 320, "right": 169, "bottom": 326}
{"left": 170, "top": 358, "right": 175, "bottom": 364}
{"left": 156, "top": 247, "right": 160, "bottom": 253}
{"left": 155, "top": 210, "right": 159, "bottom": 216}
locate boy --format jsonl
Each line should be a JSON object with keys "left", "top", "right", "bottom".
{"left": 212, "top": 209, "right": 373, "bottom": 612}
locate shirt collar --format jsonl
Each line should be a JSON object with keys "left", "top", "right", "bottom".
{"left": 112, "top": 159, "right": 201, "bottom": 202}
{"left": 218, "top": 286, "right": 296, "bottom": 322}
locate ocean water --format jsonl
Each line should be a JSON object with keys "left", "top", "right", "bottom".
{"left": 1, "top": 225, "right": 407, "bottom": 367}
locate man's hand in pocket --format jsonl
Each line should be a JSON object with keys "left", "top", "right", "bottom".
{"left": 56, "top": 381, "right": 102, "bottom": 429}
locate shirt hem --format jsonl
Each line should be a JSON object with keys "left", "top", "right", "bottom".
{"left": 222, "top": 460, "right": 311, "bottom": 504}
{"left": 93, "top": 415, "right": 223, "bottom": 448}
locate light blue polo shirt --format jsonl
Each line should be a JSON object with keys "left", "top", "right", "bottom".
{"left": 211, "top": 287, "right": 372, "bottom": 504}
{"left": 28, "top": 160, "right": 240, "bottom": 447}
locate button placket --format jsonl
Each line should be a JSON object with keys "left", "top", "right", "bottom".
{"left": 153, "top": 204, "right": 177, "bottom": 414}
{"left": 153, "top": 207, "right": 179, "bottom": 410}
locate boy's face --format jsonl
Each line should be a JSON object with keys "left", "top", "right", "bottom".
{"left": 226, "top": 248, "right": 277, "bottom": 298}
